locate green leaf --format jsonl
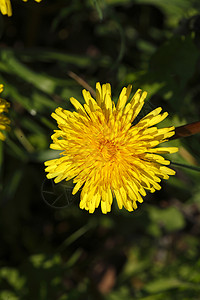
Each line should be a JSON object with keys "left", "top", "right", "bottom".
{"left": 0, "top": 268, "right": 26, "bottom": 290}
{"left": 91, "top": 0, "right": 104, "bottom": 20}
{"left": 0, "top": 291, "right": 19, "bottom": 300}
{"left": 149, "top": 36, "right": 199, "bottom": 89}
{"left": 148, "top": 206, "right": 185, "bottom": 232}
{"left": 134, "top": 36, "right": 199, "bottom": 110}
{"left": 30, "top": 254, "right": 61, "bottom": 269}
{"left": 145, "top": 278, "right": 197, "bottom": 293}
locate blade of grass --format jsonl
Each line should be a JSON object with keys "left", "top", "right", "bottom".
{"left": 57, "top": 221, "right": 95, "bottom": 253}
{"left": 91, "top": 0, "right": 104, "bottom": 20}
{"left": 171, "top": 161, "right": 200, "bottom": 172}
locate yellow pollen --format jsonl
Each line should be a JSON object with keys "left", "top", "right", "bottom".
{"left": 98, "top": 139, "right": 117, "bottom": 161}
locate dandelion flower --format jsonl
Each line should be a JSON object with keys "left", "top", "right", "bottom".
{"left": 0, "top": 84, "right": 10, "bottom": 141}
{"left": 0, "top": 0, "right": 12, "bottom": 16}
{"left": 22, "top": 0, "right": 42, "bottom": 2}
{"left": 0, "top": 0, "right": 42, "bottom": 16}
{"left": 44, "top": 83, "right": 178, "bottom": 214}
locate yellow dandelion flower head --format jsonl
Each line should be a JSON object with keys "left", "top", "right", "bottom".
{"left": 44, "top": 83, "right": 178, "bottom": 214}
{"left": 0, "top": 0, "right": 42, "bottom": 16}
{"left": 22, "top": 0, "right": 42, "bottom": 2}
{"left": 0, "top": 84, "right": 11, "bottom": 141}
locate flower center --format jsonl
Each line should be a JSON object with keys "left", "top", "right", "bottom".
{"left": 98, "top": 139, "right": 117, "bottom": 161}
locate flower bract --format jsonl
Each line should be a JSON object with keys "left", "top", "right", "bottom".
{"left": 0, "top": 84, "right": 10, "bottom": 141}
{"left": 44, "top": 83, "right": 178, "bottom": 214}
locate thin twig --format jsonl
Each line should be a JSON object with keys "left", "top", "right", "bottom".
{"left": 170, "top": 121, "right": 200, "bottom": 140}
{"left": 67, "top": 71, "right": 96, "bottom": 98}
{"left": 14, "top": 128, "right": 35, "bottom": 153}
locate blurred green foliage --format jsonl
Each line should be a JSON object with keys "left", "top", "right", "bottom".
{"left": 0, "top": 0, "right": 200, "bottom": 299}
